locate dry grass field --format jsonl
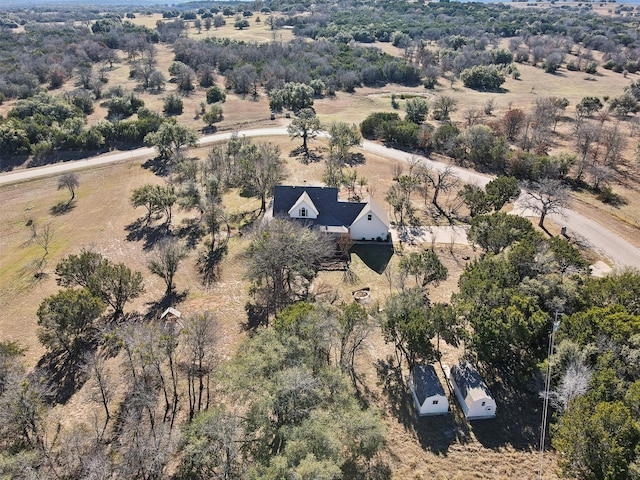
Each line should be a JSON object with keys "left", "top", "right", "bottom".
{"left": 5, "top": 13, "right": 640, "bottom": 478}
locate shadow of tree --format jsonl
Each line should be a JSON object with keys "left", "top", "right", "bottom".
{"left": 228, "top": 208, "right": 261, "bottom": 231}
{"left": 145, "top": 290, "right": 188, "bottom": 320}
{"left": 141, "top": 156, "right": 170, "bottom": 176}
{"left": 36, "top": 349, "right": 90, "bottom": 405}
{"left": 471, "top": 374, "right": 543, "bottom": 450}
{"left": 50, "top": 201, "right": 76, "bottom": 216}
{"left": 125, "top": 217, "right": 171, "bottom": 250}
{"left": 289, "top": 146, "right": 324, "bottom": 164}
{"left": 242, "top": 301, "right": 269, "bottom": 332}
{"left": 197, "top": 244, "right": 228, "bottom": 287}
{"left": 175, "top": 218, "right": 205, "bottom": 250}
{"left": 0, "top": 154, "right": 29, "bottom": 172}
{"left": 346, "top": 152, "right": 366, "bottom": 166}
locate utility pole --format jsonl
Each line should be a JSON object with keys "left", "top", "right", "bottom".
{"left": 538, "top": 312, "right": 561, "bottom": 480}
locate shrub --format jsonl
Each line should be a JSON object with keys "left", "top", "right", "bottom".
{"left": 206, "top": 85, "right": 226, "bottom": 104}
{"left": 460, "top": 65, "right": 506, "bottom": 91}
{"left": 163, "top": 93, "right": 183, "bottom": 116}
{"left": 360, "top": 112, "right": 401, "bottom": 139}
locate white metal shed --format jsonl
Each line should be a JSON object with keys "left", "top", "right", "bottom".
{"left": 444, "top": 361, "right": 496, "bottom": 420}
{"left": 409, "top": 364, "right": 449, "bottom": 416}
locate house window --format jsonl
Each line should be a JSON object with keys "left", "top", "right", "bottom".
{"left": 300, "top": 207, "right": 307, "bottom": 217}
{"left": 367, "top": 214, "right": 372, "bottom": 221}
{"left": 432, "top": 400, "right": 439, "bottom": 405}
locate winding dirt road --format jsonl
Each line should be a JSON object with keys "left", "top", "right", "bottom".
{"left": 2, "top": 127, "right": 639, "bottom": 269}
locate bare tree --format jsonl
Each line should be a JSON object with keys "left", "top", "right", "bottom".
{"left": 420, "top": 165, "right": 458, "bottom": 219}
{"left": 183, "top": 312, "right": 218, "bottom": 420}
{"left": 432, "top": 95, "right": 457, "bottom": 121}
{"left": 574, "top": 122, "right": 601, "bottom": 181}
{"left": 523, "top": 178, "right": 570, "bottom": 229}
{"left": 600, "top": 122, "right": 626, "bottom": 168}
{"left": 549, "top": 360, "right": 592, "bottom": 413}
{"left": 83, "top": 351, "right": 112, "bottom": 437}
{"left": 30, "top": 222, "right": 54, "bottom": 278}
{"left": 246, "top": 219, "right": 333, "bottom": 314}
{"left": 148, "top": 237, "right": 187, "bottom": 298}
{"left": 238, "top": 142, "right": 287, "bottom": 214}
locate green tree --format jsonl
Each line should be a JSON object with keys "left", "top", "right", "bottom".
{"left": 398, "top": 250, "right": 448, "bottom": 288}
{"left": 580, "top": 270, "right": 640, "bottom": 315}
{"left": 468, "top": 293, "right": 548, "bottom": 374}
{"left": 458, "top": 184, "right": 491, "bottom": 217}
{"left": 547, "top": 236, "right": 589, "bottom": 274}
{"left": 485, "top": 176, "right": 521, "bottom": 211}
{"left": 177, "top": 407, "right": 244, "bottom": 479}
{"left": 216, "top": 328, "right": 385, "bottom": 476}
{"left": 203, "top": 104, "right": 223, "bottom": 127}
{"left": 130, "top": 184, "right": 177, "bottom": 225}
{"left": 460, "top": 65, "right": 505, "bottom": 90}
{"left": 328, "top": 122, "right": 362, "bottom": 166}
{"left": 144, "top": 119, "right": 198, "bottom": 164}
{"left": 381, "top": 287, "right": 437, "bottom": 368}
{"left": 287, "top": 108, "right": 321, "bottom": 156}
{"left": 460, "top": 124, "right": 508, "bottom": 171}
{"left": 163, "top": 93, "right": 183, "bottom": 116}
{"left": 405, "top": 97, "right": 429, "bottom": 124}
{"left": 610, "top": 93, "right": 639, "bottom": 117}
{"left": 576, "top": 96, "right": 603, "bottom": 118}
{"left": 552, "top": 398, "right": 640, "bottom": 480}
{"left": 55, "top": 250, "right": 144, "bottom": 320}
{"left": 0, "top": 121, "right": 31, "bottom": 157}
{"left": 467, "top": 212, "right": 537, "bottom": 254}
{"left": 282, "top": 82, "right": 315, "bottom": 112}
{"left": 206, "top": 85, "right": 227, "bottom": 104}
{"left": 37, "top": 288, "right": 105, "bottom": 358}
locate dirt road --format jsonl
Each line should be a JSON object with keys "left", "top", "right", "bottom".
{"left": 2, "top": 127, "right": 639, "bottom": 269}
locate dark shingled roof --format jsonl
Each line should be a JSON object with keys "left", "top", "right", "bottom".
{"left": 272, "top": 186, "right": 365, "bottom": 228}
{"left": 412, "top": 365, "right": 446, "bottom": 404}
{"left": 451, "top": 361, "right": 493, "bottom": 403}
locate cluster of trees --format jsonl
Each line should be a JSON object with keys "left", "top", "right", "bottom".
{"left": 2, "top": 225, "right": 382, "bottom": 479}
{"left": 287, "top": 0, "right": 640, "bottom": 83}
{"left": 550, "top": 271, "right": 640, "bottom": 479}
{"left": 178, "top": 302, "right": 385, "bottom": 478}
{"left": 0, "top": 91, "right": 169, "bottom": 161}
{"left": 172, "top": 37, "right": 422, "bottom": 96}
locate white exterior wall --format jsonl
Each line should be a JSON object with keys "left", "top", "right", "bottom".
{"left": 350, "top": 215, "right": 388, "bottom": 241}
{"left": 419, "top": 394, "right": 449, "bottom": 416}
{"left": 444, "top": 364, "right": 496, "bottom": 420}
{"left": 408, "top": 376, "right": 449, "bottom": 416}
{"left": 465, "top": 396, "right": 496, "bottom": 419}
{"left": 289, "top": 199, "right": 318, "bottom": 219}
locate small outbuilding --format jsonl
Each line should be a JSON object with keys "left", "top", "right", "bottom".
{"left": 409, "top": 364, "right": 449, "bottom": 416}
{"left": 444, "top": 361, "right": 496, "bottom": 420}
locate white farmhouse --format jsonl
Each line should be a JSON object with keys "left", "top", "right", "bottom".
{"left": 271, "top": 185, "right": 390, "bottom": 241}
{"left": 444, "top": 361, "right": 496, "bottom": 420}
{"left": 409, "top": 364, "right": 449, "bottom": 416}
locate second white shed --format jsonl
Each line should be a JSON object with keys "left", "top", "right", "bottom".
{"left": 409, "top": 364, "right": 449, "bottom": 416}
{"left": 444, "top": 361, "right": 496, "bottom": 420}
